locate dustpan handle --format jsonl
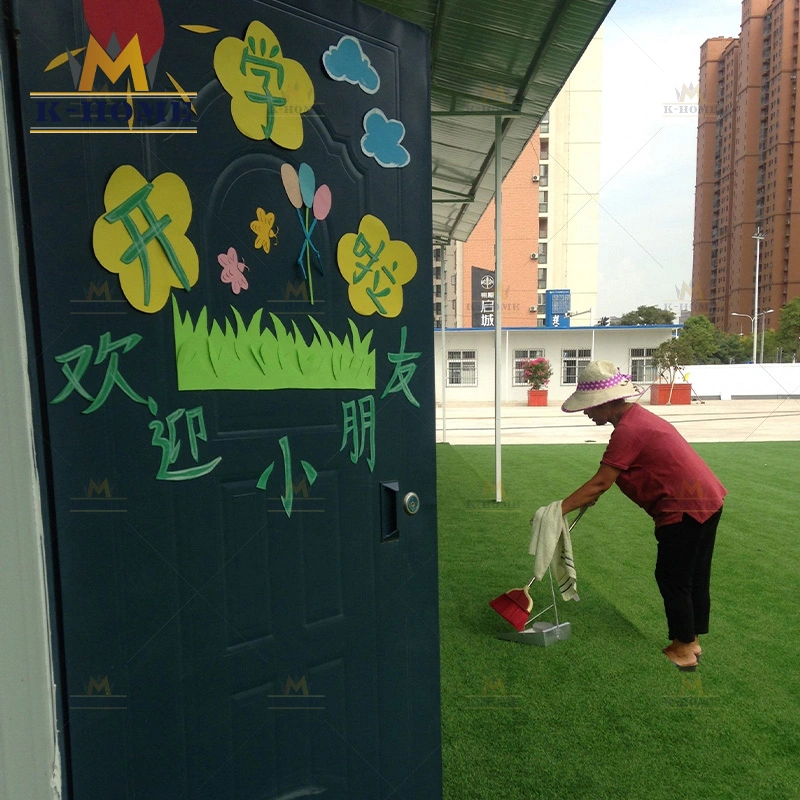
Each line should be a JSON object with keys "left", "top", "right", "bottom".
{"left": 526, "top": 506, "right": 586, "bottom": 588}
{"left": 568, "top": 505, "right": 588, "bottom": 532}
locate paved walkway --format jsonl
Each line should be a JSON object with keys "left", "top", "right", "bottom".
{"left": 435, "top": 398, "right": 800, "bottom": 445}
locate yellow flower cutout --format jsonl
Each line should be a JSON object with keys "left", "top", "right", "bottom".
{"left": 214, "top": 21, "right": 315, "bottom": 150}
{"left": 337, "top": 215, "right": 417, "bottom": 318}
{"left": 92, "top": 165, "right": 199, "bottom": 314}
{"left": 250, "top": 207, "right": 279, "bottom": 253}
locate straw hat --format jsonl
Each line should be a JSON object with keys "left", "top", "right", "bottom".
{"left": 561, "top": 360, "right": 645, "bottom": 413}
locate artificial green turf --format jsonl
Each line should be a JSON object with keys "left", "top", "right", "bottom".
{"left": 437, "top": 441, "right": 800, "bottom": 800}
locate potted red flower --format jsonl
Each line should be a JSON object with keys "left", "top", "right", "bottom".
{"left": 522, "top": 357, "right": 552, "bottom": 406}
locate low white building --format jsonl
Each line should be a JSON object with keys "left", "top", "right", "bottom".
{"left": 433, "top": 324, "right": 679, "bottom": 405}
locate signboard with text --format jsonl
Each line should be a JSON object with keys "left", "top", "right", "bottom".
{"left": 471, "top": 266, "right": 495, "bottom": 328}
{"left": 546, "top": 288, "right": 571, "bottom": 328}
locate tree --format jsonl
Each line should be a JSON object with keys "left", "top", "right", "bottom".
{"left": 680, "top": 315, "right": 751, "bottom": 364}
{"left": 615, "top": 305, "right": 676, "bottom": 325}
{"left": 651, "top": 336, "right": 695, "bottom": 383}
{"left": 776, "top": 297, "right": 800, "bottom": 355}
{"left": 679, "top": 315, "right": 721, "bottom": 363}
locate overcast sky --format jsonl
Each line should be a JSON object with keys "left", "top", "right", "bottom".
{"left": 597, "top": 0, "right": 743, "bottom": 317}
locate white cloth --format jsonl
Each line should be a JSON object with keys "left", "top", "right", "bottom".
{"left": 528, "top": 500, "right": 579, "bottom": 601}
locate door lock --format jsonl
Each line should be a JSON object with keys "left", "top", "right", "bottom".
{"left": 403, "top": 492, "right": 420, "bottom": 515}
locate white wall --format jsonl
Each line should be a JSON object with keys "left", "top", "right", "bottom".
{"left": 549, "top": 30, "right": 603, "bottom": 315}
{"left": 0, "top": 67, "right": 62, "bottom": 800}
{"left": 683, "top": 363, "right": 800, "bottom": 399}
{"left": 433, "top": 325, "right": 676, "bottom": 404}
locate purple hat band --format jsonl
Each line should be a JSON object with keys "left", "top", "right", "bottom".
{"left": 576, "top": 371, "right": 631, "bottom": 392}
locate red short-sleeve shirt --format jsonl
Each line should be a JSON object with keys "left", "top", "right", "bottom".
{"left": 601, "top": 403, "right": 727, "bottom": 527}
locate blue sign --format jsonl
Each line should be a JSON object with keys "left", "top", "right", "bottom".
{"left": 546, "top": 289, "right": 571, "bottom": 328}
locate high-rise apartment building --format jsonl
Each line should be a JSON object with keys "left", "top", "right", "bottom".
{"left": 693, "top": 0, "right": 800, "bottom": 333}
{"left": 433, "top": 30, "right": 603, "bottom": 329}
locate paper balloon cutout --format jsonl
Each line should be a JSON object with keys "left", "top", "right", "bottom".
{"left": 282, "top": 162, "right": 331, "bottom": 305}
{"left": 313, "top": 184, "right": 331, "bottom": 221}
{"left": 298, "top": 162, "right": 316, "bottom": 209}
{"left": 281, "top": 163, "right": 303, "bottom": 209}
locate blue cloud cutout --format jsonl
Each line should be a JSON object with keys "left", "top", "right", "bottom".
{"left": 360, "top": 108, "right": 410, "bottom": 169}
{"left": 322, "top": 35, "right": 380, "bottom": 95}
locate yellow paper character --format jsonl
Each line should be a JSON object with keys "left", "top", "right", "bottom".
{"left": 214, "top": 20, "right": 314, "bottom": 150}
{"left": 92, "top": 165, "right": 199, "bottom": 314}
{"left": 337, "top": 215, "right": 417, "bottom": 318}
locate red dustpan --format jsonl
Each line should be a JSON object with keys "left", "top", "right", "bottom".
{"left": 490, "top": 507, "right": 587, "bottom": 631}
{"left": 489, "top": 582, "right": 533, "bottom": 631}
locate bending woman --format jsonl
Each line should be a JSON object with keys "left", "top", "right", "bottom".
{"left": 560, "top": 361, "right": 726, "bottom": 671}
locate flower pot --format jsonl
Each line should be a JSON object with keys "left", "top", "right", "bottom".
{"left": 527, "top": 389, "right": 548, "bottom": 407}
{"left": 649, "top": 383, "right": 691, "bottom": 405}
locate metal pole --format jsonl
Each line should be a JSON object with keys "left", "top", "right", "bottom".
{"left": 495, "top": 115, "right": 503, "bottom": 503}
{"left": 752, "top": 228, "right": 765, "bottom": 364}
{"left": 440, "top": 242, "right": 447, "bottom": 443}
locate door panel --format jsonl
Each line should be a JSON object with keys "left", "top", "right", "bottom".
{"left": 6, "top": 0, "right": 440, "bottom": 797}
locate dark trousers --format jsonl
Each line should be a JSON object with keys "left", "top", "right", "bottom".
{"left": 654, "top": 508, "right": 722, "bottom": 643}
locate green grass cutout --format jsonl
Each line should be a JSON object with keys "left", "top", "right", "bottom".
{"left": 438, "top": 441, "right": 800, "bottom": 800}
{"left": 172, "top": 296, "right": 375, "bottom": 390}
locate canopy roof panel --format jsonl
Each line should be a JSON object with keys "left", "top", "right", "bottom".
{"left": 362, "top": 0, "right": 616, "bottom": 240}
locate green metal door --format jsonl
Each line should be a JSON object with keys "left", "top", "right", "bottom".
{"left": 4, "top": 0, "right": 440, "bottom": 797}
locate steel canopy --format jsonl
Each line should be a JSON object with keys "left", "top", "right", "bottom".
{"left": 361, "top": 0, "right": 616, "bottom": 240}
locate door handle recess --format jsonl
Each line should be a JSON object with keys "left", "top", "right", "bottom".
{"left": 380, "top": 481, "right": 400, "bottom": 542}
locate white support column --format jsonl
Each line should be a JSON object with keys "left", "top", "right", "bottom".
{"left": 494, "top": 115, "right": 503, "bottom": 503}
{"left": 440, "top": 242, "right": 448, "bottom": 443}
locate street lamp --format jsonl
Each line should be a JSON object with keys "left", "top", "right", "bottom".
{"left": 752, "top": 227, "right": 766, "bottom": 364}
{"left": 731, "top": 308, "right": 773, "bottom": 363}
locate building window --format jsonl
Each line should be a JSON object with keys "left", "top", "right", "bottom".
{"left": 539, "top": 218, "right": 548, "bottom": 239}
{"left": 434, "top": 283, "right": 441, "bottom": 297}
{"left": 539, "top": 112, "right": 549, "bottom": 135}
{"left": 539, "top": 190, "right": 548, "bottom": 214}
{"left": 513, "top": 349, "right": 545, "bottom": 385}
{"left": 538, "top": 242, "right": 548, "bottom": 264}
{"left": 561, "top": 349, "right": 592, "bottom": 385}
{"left": 540, "top": 140, "right": 549, "bottom": 161}
{"left": 538, "top": 267, "right": 547, "bottom": 290}
{"left": 630, "top": 348, "right": 657, "bottom": 383}
{"left": 447, "top": 350, "right": 477, "bottom": 387}
{"left": 539, "top": 164, "right": 549, "bottom": 188}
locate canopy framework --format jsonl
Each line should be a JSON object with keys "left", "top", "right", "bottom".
{"left": 362, "top": 0, "right": 616, "bottom": 240}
